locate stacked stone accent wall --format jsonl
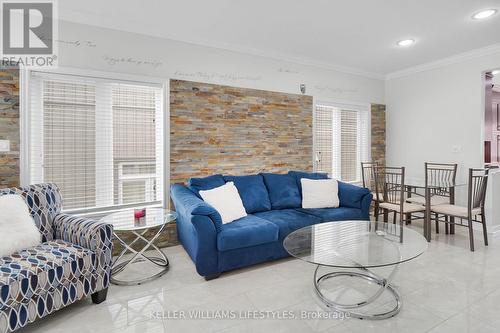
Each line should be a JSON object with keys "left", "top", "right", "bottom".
{"left": 0, "top": 68, "right": 20, "bottom": 188}
{"left": 170, "top": 80, "right": 314, "bottom": 183}
{"left": 371, "top": 104, "right": 386, "bottom": 166}
{"left": 0, "top": 74, "right": 386, "bottom": 253}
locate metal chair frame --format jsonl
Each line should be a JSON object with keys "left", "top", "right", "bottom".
{"left": 374, "top": 166, "right": 424, "bottom": 242}
{"left": 406, "top": 162, "right": 457, "bottom": 233}
{"left": 361, "top": 161, "right": 382, "bottom": 220}
{"left": 431, "top": 168, "right": 489, "bottom": 251}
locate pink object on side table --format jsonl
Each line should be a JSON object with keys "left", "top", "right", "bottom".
{"left": 134, "top": 209, "right": 146, "bottom": 226}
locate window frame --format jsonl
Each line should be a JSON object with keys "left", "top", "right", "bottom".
{"left": 20, "top": 67, "right": 170, "bottom": 214}
{"left": 313, "top": 100, "right": 371, "bottom": 184}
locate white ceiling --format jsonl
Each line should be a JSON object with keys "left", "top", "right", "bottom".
{"left": 58, "top": 0, "right": 500, "bottom": 78}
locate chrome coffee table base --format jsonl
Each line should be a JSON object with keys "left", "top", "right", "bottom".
{"left": 313, "top": 264, "right": 401, "bottom": 320}
{"left": 111, "top": 223, "right": 169, "bottom": 286}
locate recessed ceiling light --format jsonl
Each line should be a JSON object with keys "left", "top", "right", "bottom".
{"left": 472, "top": 9, "right": 497, "bottom": 20}
{"left": 493, "top": 70, "right": 500, "bottom": 76}
{"left": 397, "top": 39, "right": 415, "bottom": 47}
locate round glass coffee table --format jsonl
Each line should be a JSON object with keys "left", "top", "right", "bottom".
{"left": 101, "top": 208, "right": 177, "bottom": 285}
{"left": 283, "top": 220, "right": 427, "bottom": 320}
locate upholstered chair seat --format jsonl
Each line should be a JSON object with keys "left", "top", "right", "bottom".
{"left": 431, "top": 204, "right": 481, "bottom": 218}
{"left": 379, "top": 202, "right": 426, "bottom": 214}
{"left": 407, "top": 196, "right": 449, "bottom": 206}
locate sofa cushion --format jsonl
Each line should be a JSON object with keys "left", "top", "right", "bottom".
{"left": 254, "top": 209, "right": 322, "bottom": 239}
{"left": 199, "top": 182, "right": 247, "bottom": 224}
{"left": 188, "top": 174, "right": 226, "bottom": 197}
{"left": 288, "top": 170, "right": 329, "bottom": 194}
{"left": 0, "top": 240, "right": 97, "bottom": 309}
{"left": 301, "top": 179, "right": 339, "bottom": 209}
{"left": 298, "top": 207, "right": 364, "bottom": 222}
{"left": 224, "top": 175, "right": 272, "bottom": 213}
{"left": 338, "top": 181, "right": 371, "bottom": 209}
{"left": 217, "top": 215, "right": 279, "bottom": 251}
{"left": 261, "top": 173, "right": 301, "bottom": 209}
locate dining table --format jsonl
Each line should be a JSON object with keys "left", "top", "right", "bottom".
{"left": 404, "top": 178, "right": 467, "bottom": 242}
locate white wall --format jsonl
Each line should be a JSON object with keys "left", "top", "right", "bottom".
{"left": 385, "top": 51, "right": 500, "bottom": 231}
{"left": 56, "top": 21, "right": 384, "bottom": 104}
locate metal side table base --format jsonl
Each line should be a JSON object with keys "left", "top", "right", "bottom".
{"left": 313, "top": 264, "right": 401, "bottom": 320}
{"left": 111, "top": 223, "right": 170, "bottom": 286}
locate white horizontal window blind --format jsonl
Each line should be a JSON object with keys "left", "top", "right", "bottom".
{"left": 314, "top": 102, "right": 370, "bottom": 183}
{"left": 29, "top": 72, "right": 164, "bottom": 214}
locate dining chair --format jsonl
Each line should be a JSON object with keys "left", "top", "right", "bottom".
{"left": 406, "top": 162, "right": 458, "bottom": 233}
{"left": 430, "top": 168, "right": 489, "bottom": 251}
{"left": 374, "top": 167, "right": 425, "bottom": 233}
{"left": 361, "top": 161, "right": 382, "bottom": 220}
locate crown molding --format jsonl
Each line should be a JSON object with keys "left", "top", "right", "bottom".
{"left": 58, "top": 16, "right": 385, "bottom": 81}
{"left": 170, "top": 38, "right": 387, "bottom": 81}
{"left": 386, "top": 42, "right": 500, "bottom": 80}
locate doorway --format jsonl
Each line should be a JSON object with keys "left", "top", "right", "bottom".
{"left": 484, "top": 70, "right": 500, "bottom": 167}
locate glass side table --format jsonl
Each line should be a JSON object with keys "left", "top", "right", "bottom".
{"left": 100, "top": 208, "right": 177, "bottom": 286}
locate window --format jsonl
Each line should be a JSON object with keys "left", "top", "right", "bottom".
{"left": 314, "top": 102, "right": 370, "bottom": 183}
{"left": 28, "top": 71, "right": 164, "bottom": 213}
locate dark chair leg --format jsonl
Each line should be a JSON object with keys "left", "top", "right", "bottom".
{"left": 405, "top": 213, "right": 412, "bottom": 225}
{"left": 91, "top": 288, "right": 108, "bottom": 304}
{"left": 445, "top": 216, "right": 449, "bottom": 234}
{"left": 481, "top": 210, "right": 488, "bottom": 246}
{"left": 435, "top": 213, "right": 439, "bottom": 234}
{"left": 204, "top": 273, "right": 221, "bottom": 281}
{"left": 393, "top": 211, "right": 397, "bottom": 224}
{"left": 468, "top": 217, "right": 475, "bottom": 252}
{"left": 383, "top": 209, "right": 389, "bottom": 223}
{"left": 374, "top": 202, "right": 379, "bottom": 222}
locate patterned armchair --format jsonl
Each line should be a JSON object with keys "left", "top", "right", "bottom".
{"left": 0, "top": 183, "right": 113, "bottom": 333}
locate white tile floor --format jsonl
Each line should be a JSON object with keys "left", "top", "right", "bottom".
{"left": 20, "top": 220, "right": 500, "bottom": 333}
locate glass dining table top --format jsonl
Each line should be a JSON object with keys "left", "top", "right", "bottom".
{"left": 404, "top": 177, "right": 467, "bottom": 189}
{"left": 100, "top": 208, "right": 177, "bottom": 231}
{"left": 283, "top": 220, "right": 428, "bottom": 269}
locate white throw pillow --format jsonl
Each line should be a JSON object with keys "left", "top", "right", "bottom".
{"left": 301, "top": 178, "right": 340, "bottom": 209}
{"left": 199, "top": 182, "right": 247, "bottom": 224}
{"left": 0, "top": 194, "right": 42, "bottom": 257}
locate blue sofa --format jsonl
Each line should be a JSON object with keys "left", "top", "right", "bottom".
{"left": 170, "top": 171, "right": 372, "bottom": 279}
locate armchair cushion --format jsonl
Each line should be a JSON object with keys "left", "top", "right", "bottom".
{"left": 0, "top": 183, "right": 62, "bottom": 242}
{"left": 0, "top": 195, "right": 41, "bottom": 257}
{"left": 0, "top": 239, "right": 98, "bottom": 310}
{"left": 223, "top": 174, "right": 271, "bottom": 213}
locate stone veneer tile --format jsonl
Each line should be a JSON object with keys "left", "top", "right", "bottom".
{"left": 371, "top": 103, "right": 386, "bottom": 166}
{"left": 170, "top": 79, "right": 314, "bottom": 184}
{"left": 0, "top": 67, "right": 20, "bottom": 188}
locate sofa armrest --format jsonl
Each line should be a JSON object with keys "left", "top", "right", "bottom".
{"left": 171, "top": 184, "right": 220, "bottom": 276}
{"left": 171, "top": 184, "right": 223, "bottom": 232}
{"left": 338, "top": 181, "right": 372, "bottom": 211}
{"left": 53, "top": 213, "right": 114, "bottom": 276}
